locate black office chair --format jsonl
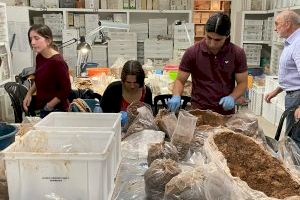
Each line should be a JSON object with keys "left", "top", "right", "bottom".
{"left": 4, "top": 82, "right": 30, "bottom": 123}
{"left": 153, "top": 94, "right": 191, "bottom": 116}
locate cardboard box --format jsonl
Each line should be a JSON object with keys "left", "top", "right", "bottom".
{"left": 195, "top": 0, "right": 210, "bottom": 10}
{"left": 201, "top": 12, "right": 210, "bottom": 23}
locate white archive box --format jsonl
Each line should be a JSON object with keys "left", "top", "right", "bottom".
{"left": 3, "top": 130, "right": 116, "bottom": 200}
{"left": 34, "top": 112, "right": 121, "bottom": 177}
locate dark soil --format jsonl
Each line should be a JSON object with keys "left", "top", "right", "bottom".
{"left": 214, "top": 132, "right": 300, "bottom": 199}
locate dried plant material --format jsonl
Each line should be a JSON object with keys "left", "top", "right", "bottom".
{"left": 190, "top": 125, "right": 213, "bottom": 153}
{"left": 155, "top": 109, "right": 177, "bottom": 138}
{"left": 171, "top": 111, "right": 197, "bottom": 160}
{"left": 214, "top": 132, "right": 300, "bottom": 199}
{"left": 189, "top": 109, "right": 230, "bottom": 127}
{"left": 171, "top": 134, "right": 191, "bottom": 160}
{"left": 147, "top": 141, "right": 179, "bottom": 166}
{"left": 164, "top": 167, "right": 206, "bottom": 200}
{"left": 123, "top": 104, "right": 158, "bottom": 140}
{"left": 126, "top": 101, "right": 146, "bottom": 126}
{"left": 144, "top": 159, "right": 181, "bottom": 200}
{"left": 0, "top": 179, "right": 8, "bottom": 200}
{"left": 73, "top": 78, "right": 93, "bottom": 90}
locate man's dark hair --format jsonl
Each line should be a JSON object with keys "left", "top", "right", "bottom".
{"left": 205, "top": 13, "right": 231, "bottom": 36}
{"left": 121, "top": 60, "right": 145, "bottom": 88}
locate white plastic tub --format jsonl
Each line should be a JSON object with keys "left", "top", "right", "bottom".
{"left": 34, "top": 112, "right": 121, "bottom": 177}
{"left": 3, "top": 129, "right": 115, "bottom": 200}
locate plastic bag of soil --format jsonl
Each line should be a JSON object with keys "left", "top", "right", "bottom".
{"left": 164, "top": 166, "right": 206, "bottom": 200}
{"left": 144, "top": 159, "right": 181, "bottom": 200}
{"left": 123, "top": 102, "right": 159, "bottom": 140}
{"left": 189, "top": 109, "right": 230, "bottom": 127}
{"left": 171, "top": 110, "right": 197, "bottom": 160}
{"left": 155, "top": 109, "right": 177, "bottom": 138}
{"left": 277, "top": 137, "right": 300, "bottom": 172}
{"left": 190, "top": 125, "right": 213, "bottom": 154}
{"left": 204, "top": 127, "right": 300, "bottom": 199}
{"left": 147, "top": 141, "right": 179, "bottom": 166}
{"left": 204, "top": 163, "right": 251, "bottom": 200}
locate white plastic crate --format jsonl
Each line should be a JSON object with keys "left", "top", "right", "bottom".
{"left": 34, "top": 112, "right": 121, "bottom": 177}
{"left": 3, "top": 130, "right": 115, "bottom": 200}
{"left": 248, "top": 86, "right": 264, "bottom": 115}
{"left": 262, "top": 99, "right": 277, "bottom": 124}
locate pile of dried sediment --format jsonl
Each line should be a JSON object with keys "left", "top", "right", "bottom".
{"left": 214, "top": 132, "right": 300, "bottom": 199}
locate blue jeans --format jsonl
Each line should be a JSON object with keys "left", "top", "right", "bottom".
{"left": 285, "top": 90, "right": 300, "bottom": 146}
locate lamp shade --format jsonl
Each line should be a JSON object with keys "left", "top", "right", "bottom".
{"left": 77, "top": 36, "right": 91, "bottom": 53}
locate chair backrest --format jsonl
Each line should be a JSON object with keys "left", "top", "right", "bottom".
{"left": 153, "top": 94, "right": 191, "bottom": 116}
{"left": 4, "top": 82, "right": 28, "bottom": 123}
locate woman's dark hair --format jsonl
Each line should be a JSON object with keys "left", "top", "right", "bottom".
{"left": 205, "top": 13, "right": 231, "bottom": 36}
{"left": 27, "top": 24, "right": 58, "bottom": 51}
{"left": 121, "top": 60, "right": 145, "bottom": 88}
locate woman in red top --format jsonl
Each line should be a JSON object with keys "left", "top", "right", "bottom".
{"left": 23, "top": 24, "right": 71, "bottom": 118}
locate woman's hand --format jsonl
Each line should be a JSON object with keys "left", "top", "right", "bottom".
{"left": 23, "top": 94, "right": 32, "bottom": 112}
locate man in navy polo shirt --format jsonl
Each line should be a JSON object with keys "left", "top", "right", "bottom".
{"left": 168, "top": 13, "right": 248, "bottom": 115}
{"left": 265, "top": 10, "right": 300, "bottom": 146}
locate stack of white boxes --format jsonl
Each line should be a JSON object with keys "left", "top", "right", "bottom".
{"left": 263, "top": 17, "right": 273, "bottom": 41}
{"left": 137, "top": 42, "right": 144, "bottom": 64}
{"left": 248, "top": 85, "right": 265, "bottom": 115}
{"left": 173, "top": 23, "right": 194, "bottom": 62}
{"left": 270, "top": 45, "right": 283, "bottom": 74}
{"left": 91, "top": 45, "right": 108, "bottom": 67}
{"left": 108, "top": 32, "right": 137, "bottom": 66}
{"left": 85, "top": 14, "right": 99, "bottom": 44}
{"left": 107, "top": 0, "right": 123, "bottom": 9}
{"left": 130, "top": 23, "right": 148, "bottom": 42}
{"left": 30, "top": 0, "right": 59, "bottom": 8}
{"left": 149, "top": 18, "right": 168, "bottom": 39}
{"left": 144, "top": 38, "right": 173, "bottom": 69}
{"left": 243, "top": 44, "right": 262, "bottom": 68}
{"left": 262, "top": 76, "right": 286, "bottom": 131}
{"left": 62, "top": 29, "right": 79, "bottom": 73}
{"left": 243, "top": 20, "right": 263, "bottom": 41}
{"left": 43, "top": 13, "right": 64, "bottom": 38}
{"left": 173, "top": 23, "right": 194, "bottom": 50}
{"left": 0, "top": 89, "right": 14, "bottom": 122}
{"left": 85, "top": 0, "right": 99, "bottom": 9}
{"left": 170, "top": 0, "right": 189, "bottom": 10}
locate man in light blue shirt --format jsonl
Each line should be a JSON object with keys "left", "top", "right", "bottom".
{"left": 265, "top": 10, "right": 300, "bottom": 145}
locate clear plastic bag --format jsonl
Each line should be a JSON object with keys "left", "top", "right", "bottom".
{"left": 171, "top": 110, "right": 197, "bottom": 160}
{"left": 225, "top": 112, "right": 260, "bottom": 139}
{"left": 123, "top": 102, "right": 159, "bottom": 140}
{"left": 147, "top": 141, "right": 179, "bottom": 166}
{"left": 277, "top": 137, "right": 300, "bottom": 171}
{"left": 112, "top": 158, "right": 148, "bottom": 200}
{"left": 122, "top": 130, "right": 165, "bottom": 160}
{"left": 144, "top": 159, "right": 181, "bottom": 200}
{"left": 164, "top": 166, "right": 206, "bottom": 200}
{"left": 204, "top": 128, "right": 300, "bottom": 199}
{"left": 155, "top": 109, "right": 177, "bottom": 138}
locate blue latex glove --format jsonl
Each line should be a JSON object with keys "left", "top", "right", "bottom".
{"left": 219, "top": 96, "right": 235, "bottom": 111}
{"left": 167, "top": 95, "right": 181, "bottom": 112}
{"left": 120, "top": 111, "right": 128, "bottom": 127}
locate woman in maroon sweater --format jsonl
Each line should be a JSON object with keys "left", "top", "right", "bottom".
{"left": 23, "top": 24, "right": 71, "bottom": 118}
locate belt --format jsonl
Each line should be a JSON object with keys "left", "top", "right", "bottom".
{"left": 286, "top": 89, "right": 300, "bottom": 94}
